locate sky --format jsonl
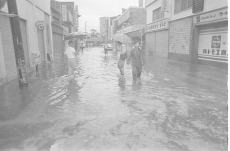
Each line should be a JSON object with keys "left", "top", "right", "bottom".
{"left": 58, "top": 0, "right": 139, "bottom": 32}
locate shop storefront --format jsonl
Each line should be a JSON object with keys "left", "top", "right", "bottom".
{"left": 194, "top": 7, "right": 228, "bottom": 64}
{"left": 145, "top": 19, "right": 169, "bottom": 57}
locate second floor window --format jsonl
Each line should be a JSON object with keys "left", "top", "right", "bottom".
{"left": 152, "top": 7, "right": 164, "bottom": 22}
{"left": 174, "top": 0, "right": 192, "bottom": 14}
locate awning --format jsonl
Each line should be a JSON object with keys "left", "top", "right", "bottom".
{"left": 113, "top": 33, "right": 132, "bottom": 43}
{"left": 64, "top": 32, "right": 87, "bottom": 40}
{"left": 117, "top": 24, "right": 145, "bottom": 39}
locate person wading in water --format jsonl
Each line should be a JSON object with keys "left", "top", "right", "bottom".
{"left": 117, "top": 48, "right": 127, "bottom": 76}
{"left": 128, "top": 41, "right": 144, "bottom": 83}
{"left": 64, "top": 40, "right": 77, "bottom": 79}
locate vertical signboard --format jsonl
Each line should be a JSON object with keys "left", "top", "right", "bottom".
{"left": 62, "top": 5, "right": 67, "bottom": 22}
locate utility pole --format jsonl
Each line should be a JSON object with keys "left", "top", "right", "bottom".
{"left": 7, "top": 0, "right": 28, "bottom": 87}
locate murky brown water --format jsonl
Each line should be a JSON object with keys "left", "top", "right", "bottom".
{"left": 0, "top": 47, "right": 227, "bottom": 151}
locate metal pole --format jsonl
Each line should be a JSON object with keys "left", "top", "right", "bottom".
{"left": 7, "top": 0, "right": 28, "bottom": 87}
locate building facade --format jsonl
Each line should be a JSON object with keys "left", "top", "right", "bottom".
{"left": 145, "top": 0, "right": 172, "bottom": 58}
{"left": 145, "top": 0, "right": 228, "bottom": 65}
{"left": 0, "top": 0, "right": 53, "bottom": 85}
{"left": 100, "top": 17, "right": 110, "bottom": 42}
{"left": 168, "top": 0, "right": 194, "bottom": 61}
{"left": 100, "top": 16, "right": 118, "bottom": 42}
{"left": 169, "top": 0, "right": 228, "bottom": 64}
{"left": 0, "top": 2, "right": 17, "bottom": 84}
{"left": 192, "top": 0, "right": 228, "bottom": 64}
{"left": 113, "top": 7, "right": 146, "bottom": 52}
{"left": 73, "top": 5, "right": 80, "bottom": 32}
{"left": 59, "top": 2, "right": 75, "bottom": 35}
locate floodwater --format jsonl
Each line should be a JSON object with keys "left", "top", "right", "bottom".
{"left": 0, "top": 47, "right": 227, "bottom": 151}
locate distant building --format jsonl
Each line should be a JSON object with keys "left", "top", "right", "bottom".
{"left": 100, "top": 16, "right": 118, "bottom": 42}
{"left": 59, "top": 2, "right": 75, "bottom": 35}
{"left": 100, "top": 17, "right": 109, "bottom": 42}
{"left": 73, "top": 5, "right": 80, "bottom": 32}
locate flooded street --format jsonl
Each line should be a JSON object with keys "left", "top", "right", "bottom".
{"left": 0, "top": 47, "right": 227, "bottom": 151}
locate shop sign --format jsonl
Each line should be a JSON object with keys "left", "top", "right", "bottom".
{"left": 36, "top": 21, "right": 45, "bottom": 30}
{"left": 196, "top": 8, "right": 228, "bottom": 23}
{"left": 146, "top": 19, "right": 168, "bottom": 32}
{"left": 198, "top": 32, "right": 228, "bottom": 63}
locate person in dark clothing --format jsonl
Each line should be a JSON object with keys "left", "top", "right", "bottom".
{"left": 128, "top": 42, "right": 144, "bottom": 82}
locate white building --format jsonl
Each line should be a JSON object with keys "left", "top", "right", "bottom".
{"left": 0, "top": 0, "right": 53, "bottom": 85}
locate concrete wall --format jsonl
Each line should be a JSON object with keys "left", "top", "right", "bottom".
{"left": 145, "top": 0, "right": 155, "bottom": 6}
{"left": 171, "top": 0, "right": 227, "bottom": 21}
{"left": 0, "top": 15, "right": 18, "bottom": 82}
{"left": 130, "top": 8, "right": 146, "bottom": 25}
{"left": 17, "top": 0, "right": 50, "bottom": 14}
{"left": 203, "top": 0, "right": 227, "bottom": 12}
{"left": 100, "top": 17, "right": 109, "bottom": 41}
{"left": 0, "top": 32, "right": 7, "bottom": 83}
{"left": 171, "top": 0, "right": 193, "bottom": 21}
{"left": 146, "top": 0, "right": 172, "bottom": 24}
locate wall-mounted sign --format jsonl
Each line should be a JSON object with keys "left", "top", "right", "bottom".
{"left": 62, "top": 5, "right": 67, "bottom": 22}
{"left": 198, "top": 31, "right": 228, "bottom": 63}
{"left": 146, "top": 19, "right": 168, "bottom": 32}
{"left": 36, "top": 21, "right": 45, "bottom": 30}
{"left": 196, "top": 8, "right": 227, "bottom": 24}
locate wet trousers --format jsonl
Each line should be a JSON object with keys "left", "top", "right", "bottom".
{"left": 68, "top": 58, "right": 77, "bottom": 75}
{"left": 132, "top": 65, "right": 142, "bottom": 81}
{"left": 118, "top": 60, "right": 125, "bottom": 75}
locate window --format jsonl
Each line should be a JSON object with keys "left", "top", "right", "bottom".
{"left": 174, "top": 0, "right": 192, "bottom": 14}
{"left": 192, "top": 0, "right": 204, "bottom": 13}
{"left": 152, "top": 7, "right": 164, "bottom": 22}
